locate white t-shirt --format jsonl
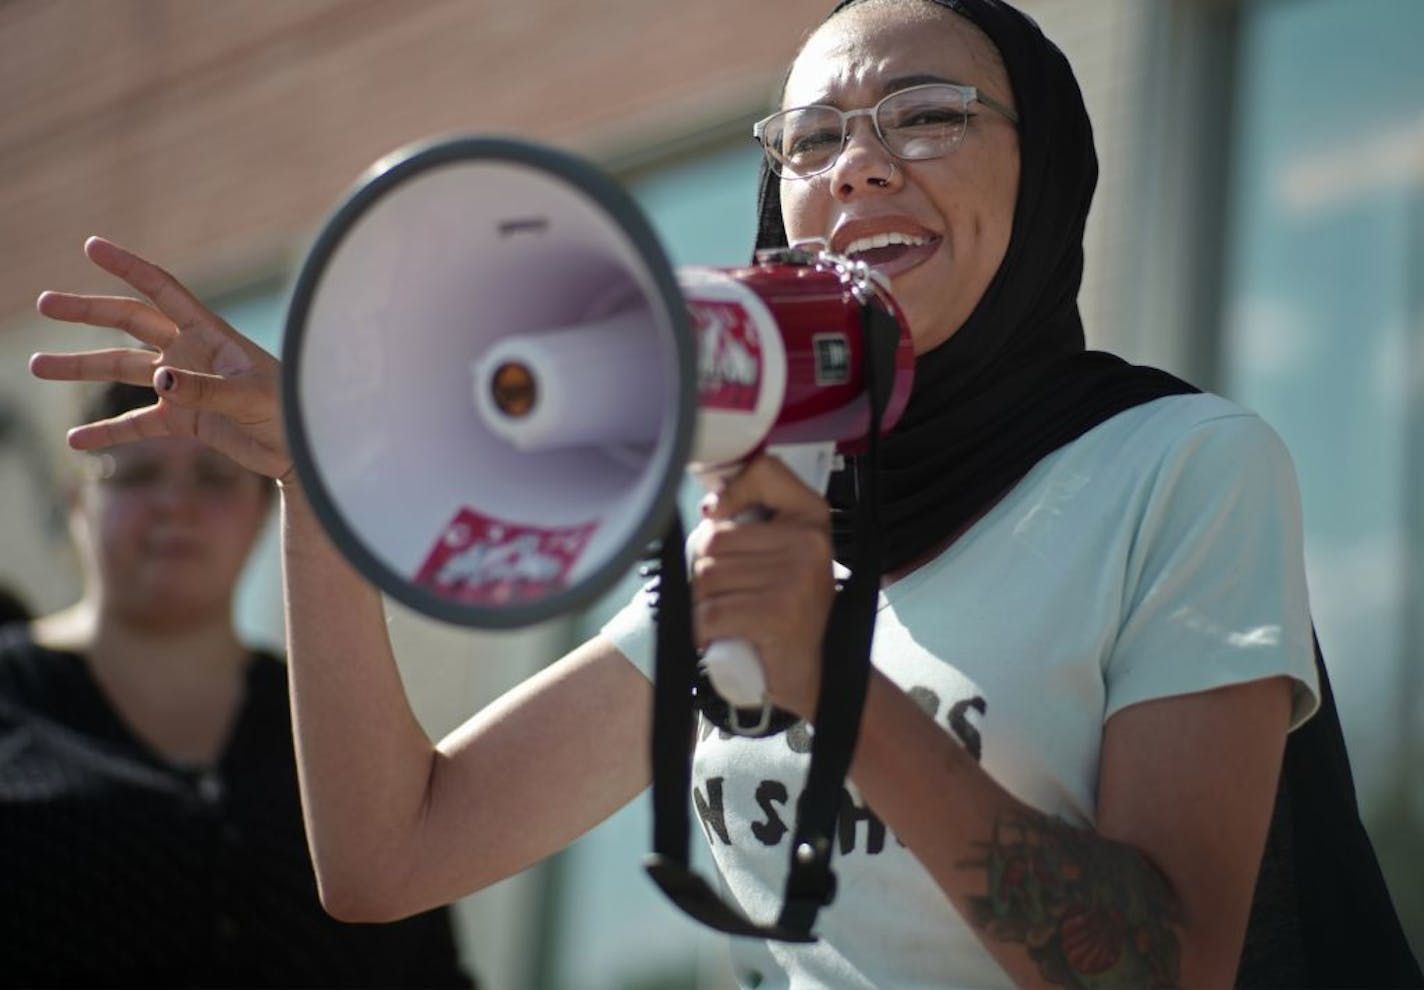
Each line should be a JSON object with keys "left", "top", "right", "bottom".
{"left": 601, "top": 393, "right": 1320, "bottom": 990}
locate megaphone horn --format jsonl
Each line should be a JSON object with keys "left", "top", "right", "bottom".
{"left": 283, "top": 137, "right": 699, "bottom": 628}
{"left": 284, "top": 136, "right": 913, "bottom": 632}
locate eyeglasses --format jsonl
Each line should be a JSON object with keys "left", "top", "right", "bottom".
{"left": 753, "top": 82, "right": 1019, "bottom": 180}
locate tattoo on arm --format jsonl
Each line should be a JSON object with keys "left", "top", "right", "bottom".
{"left": 963, "top": 810, "right": 1182, "bottom": 989}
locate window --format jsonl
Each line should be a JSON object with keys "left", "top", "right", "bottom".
{"left": 1219, "top": 0, "right": 1424, "bottom": 950}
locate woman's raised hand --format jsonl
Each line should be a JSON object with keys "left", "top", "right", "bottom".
{"left": 31, "top": 237, "right": 293, "bottom": 482}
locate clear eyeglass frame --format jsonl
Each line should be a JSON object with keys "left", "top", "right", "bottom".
{"left": 753, "top": 82, "right": 1020, "bottom": 180}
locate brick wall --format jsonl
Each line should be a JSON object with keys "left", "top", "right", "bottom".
{"left": 0, "top": 0, "right": 832, "bottom": 322}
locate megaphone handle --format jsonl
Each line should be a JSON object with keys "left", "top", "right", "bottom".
{"left": 701, "top": 635, "right": 773, "bottom": 731}
{"left": 699, "top": 503, "right": 774, "bottom": 730}
{"left": 697, "top": 443, "right": 837, "bottom": 732}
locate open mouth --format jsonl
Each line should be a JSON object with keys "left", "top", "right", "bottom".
{"left": 841, "top": 232, "right": 940, "bottom": 275}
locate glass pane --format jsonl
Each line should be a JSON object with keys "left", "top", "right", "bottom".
{"left": 629, "top": 142, "right": 765, "bottom": 268}
{"left": 1221, "top": 0, "right": 1424, "bottom": 950}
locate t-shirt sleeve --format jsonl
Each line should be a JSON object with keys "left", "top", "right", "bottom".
{"left": 599, "top": 579, "right": 657, "bottom": 680}
{"left": 1105, "top": 412, "right": 1320, "bottom": 730}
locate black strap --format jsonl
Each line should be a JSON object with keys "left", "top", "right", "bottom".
{"left": 644, "top": 292, "right": 899, "bottom": 942}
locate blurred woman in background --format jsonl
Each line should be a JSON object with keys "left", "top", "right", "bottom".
{"left": 0, "top": 382, "right": 473, "bottom": 988}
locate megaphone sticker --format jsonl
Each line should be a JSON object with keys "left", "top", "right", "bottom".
{"left": 694, "top": 301, "right": 763, "bottom": 412}
{"left": 414, "top": 506, "right": 599, "bottom": 606}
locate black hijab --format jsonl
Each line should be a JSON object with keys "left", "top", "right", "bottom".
{"left": 755, "top": 0, "right": 1196, "bottom": 573}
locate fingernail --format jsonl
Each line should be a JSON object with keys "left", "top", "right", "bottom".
{"left": 700, "top": 492, "right": 719, "bottom": 516}
{"left": 155, "top": 368, "right": 175, "bottom": 392}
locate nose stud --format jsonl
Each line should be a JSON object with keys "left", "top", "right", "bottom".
{"left": 868, "top": 161, "right": 897, "bottom": 188}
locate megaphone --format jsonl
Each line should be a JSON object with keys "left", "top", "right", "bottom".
{"left": 281, "top": 135, "right": 915, "bottom": 942}
{"left": 283, "top": 135, "right": 912, "bottom": 638}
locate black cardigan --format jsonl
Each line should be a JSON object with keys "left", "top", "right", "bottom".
{"left": 0, "top": 625, "right": 474, "bottom": 988}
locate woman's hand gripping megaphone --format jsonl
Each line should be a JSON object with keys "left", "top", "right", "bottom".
{"left": 690, "top": 453, "right": 837, "bottom": 724}
{"left": 31, "top": 237, "right": 291, "bottom": 482}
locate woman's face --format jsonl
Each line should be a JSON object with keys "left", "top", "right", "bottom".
{"left": 779, "top": 3, "right": 1020, "bottom": 354}
{"left": 74, "top": 436, "right": 270, "bottom": 625}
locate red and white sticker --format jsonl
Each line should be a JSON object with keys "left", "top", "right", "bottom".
{"left": 692, "top": 299, "right": 762, "bottom": 412}
{"left": 415, "top": 507, "right": 598, "bottom": 606}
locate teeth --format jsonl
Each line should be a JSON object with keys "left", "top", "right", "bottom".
{"left": 842, "top": 231, "right": 930, "bottom": 256}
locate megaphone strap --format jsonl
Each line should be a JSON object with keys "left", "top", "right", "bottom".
{"left": 645, "top": 513, "right": 696, "bottom": 862}
{"left": 643, "top": 295, "right": 898, "bottom": 943}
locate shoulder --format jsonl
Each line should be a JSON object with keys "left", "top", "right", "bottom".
{"left": 1051, "top": 393, "right": 1300, "bottom": 512}
{"left": 943, "top": 394, "right": 1297, "bottom": 563}
{"left": 243, "top": 649, "right": 292, "bottom": 704}
{"left": 0, "top": 624, "right": 89, "bottom": 725}
{"left": 0, "top": 624, "right": 53, "bottom": 693}
{"left": 247, "top": 648, "right": 287, "bottom": 675}
{"left": 1085, "top": 392, "right": 1289, "bottom": 462}
{"left": 1122, "top": 394, "right": 1298, "bottom": 505}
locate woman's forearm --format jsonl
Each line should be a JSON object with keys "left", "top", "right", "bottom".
{"left": 278, "top": 482, "right": 440, "bottom": 918}
{"left": 850, "top": 670, "right": 1184, "bottom": 989}
{"left": 276, "top": 483, "right": 657, "bottom": 923}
